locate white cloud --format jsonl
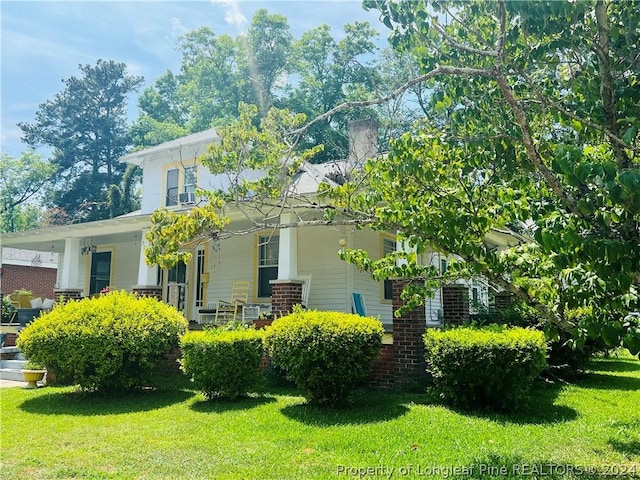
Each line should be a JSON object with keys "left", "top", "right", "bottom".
{"left": 211, "top": 0, "right": 247, "bottom": 27}
{"left": 171, "top": 17, "right": 188, "bottom": 38}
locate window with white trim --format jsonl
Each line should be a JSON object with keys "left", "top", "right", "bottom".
{"left": 184, "top": 166, "right": 196, "bottom": 195}
{"left": 165, "top": 165, "right": 197, "bottom": 207}
{"left": 258, "top": 235, "right": 279, "bottom": 298}
{"left": 166, "top": 169, "right": 179, "bottom": 206}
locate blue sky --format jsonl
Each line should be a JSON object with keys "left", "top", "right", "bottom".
{"left": 1, "top": 0, "right": 384, "bottom": 158}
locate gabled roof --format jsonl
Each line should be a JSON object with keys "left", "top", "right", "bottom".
{"left": 120, "top": 128, "right": 220, "bottom": 167}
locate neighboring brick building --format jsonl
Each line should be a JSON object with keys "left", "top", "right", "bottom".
{"left": 1, "top": 248, "right": 58, "bottom": 299}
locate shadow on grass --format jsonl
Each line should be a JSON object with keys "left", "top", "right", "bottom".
{"left": 589, "top": 357, "right": 640, "bottom": 373}
{"left": 190, "top": 395, "right": 276, "bottom": 413}
{"left": 576, "top": 372, "right": 640, "bottom": 391}
{"left": 280, "top": 390, "right": 410, "bottom": 426}
{"left": 19, "top": 388, "right": 194, "bottom": 416}
{"left": 450, "top": 453, "right": 633, "bottom": 480}
{"left": 419, "top": 381, "right": 578, "bottom": 426}
{"left": 609, "top": 438, "right": 640, "bottom": 458}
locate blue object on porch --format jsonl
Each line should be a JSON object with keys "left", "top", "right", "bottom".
{"left": 352, "top": 293, "right": 367, "bottom": 316}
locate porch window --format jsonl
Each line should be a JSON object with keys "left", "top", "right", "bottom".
{"left": 382, "top": 237, "right": 395, "bottom": 301}
{"left": 258, "top": 235, "right": 279, "bottom": 298}
{"left": 166, "top": 169, "right": 179, "bottom": 206}
{"left": 89, "top": 251, "right": 111, "bottom": 295}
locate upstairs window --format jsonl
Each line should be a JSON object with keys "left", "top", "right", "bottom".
{"left": 166, "top": 169, "right": 179, "bottom": 206}
{"left": 165, "top": 165, "right": 197, "bottom": 207}
{"left": 184, "top": 166, "right": 196, "bottom": 194}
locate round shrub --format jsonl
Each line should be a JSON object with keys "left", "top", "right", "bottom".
{"left": 180, "top": 328, "right": 264, "bottom": 399}
{"left": 264, "top": 310, "right": 384, "bottom": 405}
{"left": 424, "top": 326, "right": 547, "bottom": 411}
{"left": 17, "top": 291, "right": 188, "bottom": 391}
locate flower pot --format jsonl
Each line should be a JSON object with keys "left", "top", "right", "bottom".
{"left": 22, "top": 369, "right": 46, "bottom": 388}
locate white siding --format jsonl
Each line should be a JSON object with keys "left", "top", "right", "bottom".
{"left": 352, "top": 230, "right": 394, "bottom": 327}
{"left": 108, "top": 242, "right": 140, "bottom": 292}
{"left": 204, "top": 234, "right": 257, "bottom": 307}
{"left": 297, "top": 227, "right": 350, "bottom": 312}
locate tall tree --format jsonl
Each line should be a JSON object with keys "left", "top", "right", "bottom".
{"left": 132, "top": 12, "right": 383, "bottom": 155}
{"left": 241, "top": 9, "right": 293, "bottom": 115}
{"left": 0, "top": 152, "right": 55, "bottom": 232}
{"left": 19, "top": 60, "right": 143, "bottom": 222}
{"left": 288, "top": 22, "right": 380, "bottom": 162}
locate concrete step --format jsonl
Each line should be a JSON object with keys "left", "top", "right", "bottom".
{"left": 0, "top": 346, "right": 20, "bottom": 354}
{"left": 0, "top": 347, "right": 26, "bottom": 360}
{"left": 0, "top": 359, "right": 28, "bottom": 370}
{"left": 0, "top": 368, "right": 26, "bottom": 382}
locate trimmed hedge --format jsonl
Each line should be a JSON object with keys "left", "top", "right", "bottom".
{"left": 17, "top": 291, "right": 188, "bottom": 391}
{"left": 424, "top": 326, "right": 547, "bottom": 411}
{"left": 180, "top": 328, "right": 264, "bottom": 399}
{"left": 264, "top": 309, "right": 384, "bottom": 405}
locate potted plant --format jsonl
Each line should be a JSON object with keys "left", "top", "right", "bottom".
{"left": 22, "top": 360, "right": 46, "bottom": 389}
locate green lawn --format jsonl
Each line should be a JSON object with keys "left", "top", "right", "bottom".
{"left": 1, "top": 352, "right": 639, "bottom": 480}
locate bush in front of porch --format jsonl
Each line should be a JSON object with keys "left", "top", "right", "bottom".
{"left": 17, "top": 291, "right": 188, "bottom": 392}
{"left": 264, "top": 309, "right": 384, "bottom": 405}
{"left": 180, "top": 327, "right": 264, "bottom": 399}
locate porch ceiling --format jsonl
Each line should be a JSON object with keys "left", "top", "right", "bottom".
{"left": 0, "top": 214, "right": 152, "bottom": 253}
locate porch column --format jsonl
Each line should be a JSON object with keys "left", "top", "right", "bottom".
{"left": 277, "top": 212, "right": 297, "bottom": 280}
{"left": 270, "top": 279, "right": 303, "bottom": 318}
{"left": 392, "top": 278, "right": 428, "bottom": 391}
{"left": 132, "top": 229, "right": 162, "bottom": 300}
{"left": 442, "top": 285, "right": 470, "bottom": 325}
{"left": 54, "top": 237, "right": 83, "bottom": 300}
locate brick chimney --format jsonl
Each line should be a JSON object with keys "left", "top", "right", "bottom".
{"left": 348, "top": 119, "right": 378, "bottom": 168}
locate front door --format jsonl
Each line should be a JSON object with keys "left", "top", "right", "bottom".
{"left": 89, "top": 251, "right": 112, "bottom": 295}
{"left": 165, "top": 260, "right": 187, "bottom": 317}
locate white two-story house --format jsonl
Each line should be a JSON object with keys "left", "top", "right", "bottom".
{"left": 1, "top": 122, "right": 518, "bottom": 328}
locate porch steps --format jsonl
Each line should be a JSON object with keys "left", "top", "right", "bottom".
{"left": 0, "top": 348, "right": 27, "bottom": 382}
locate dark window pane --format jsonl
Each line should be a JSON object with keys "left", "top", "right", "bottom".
{"left": 258, "top": 266, "right": 278, "bottom": 297}
{"left": 89, "top": 251, "right": 111, "bottom": 294}
{"left": 384, "top": 279, "right": 393, "bottom": 301}
{"left": 166, "top": 169, "right": 179, "bottom": 206}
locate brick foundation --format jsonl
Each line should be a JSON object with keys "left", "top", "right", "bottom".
{"left": 132, "top": 286, "right": 163, "bottom": 300}
{"left": 493, "top": 291, "right": 515, "bottom": 314}
{"left": 53, "top": 289, "right": 83, "bottom": 301}
{"left": 269, "top": 280, "right": 303, "bottom": 317}
{"left": 392, "top": 279, "right": 428, "bottom": 390}
{"left": 367, "top": 344, "right": 395, "bottom": 389}
{"left": 442, "top": 284, "right": 469, "bottom": 325}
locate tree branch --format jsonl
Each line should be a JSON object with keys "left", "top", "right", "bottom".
{"left": 432, "top": 21, "right": 498, "bottom": 57}
{"left": 493, "top": 72, "right": 578, "bottom": 213}
{"left": 593, "top": 0, "right": 632, "bottom": 169}
{"left": 291, "top": 65, "right": 494, "bottom": 136}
